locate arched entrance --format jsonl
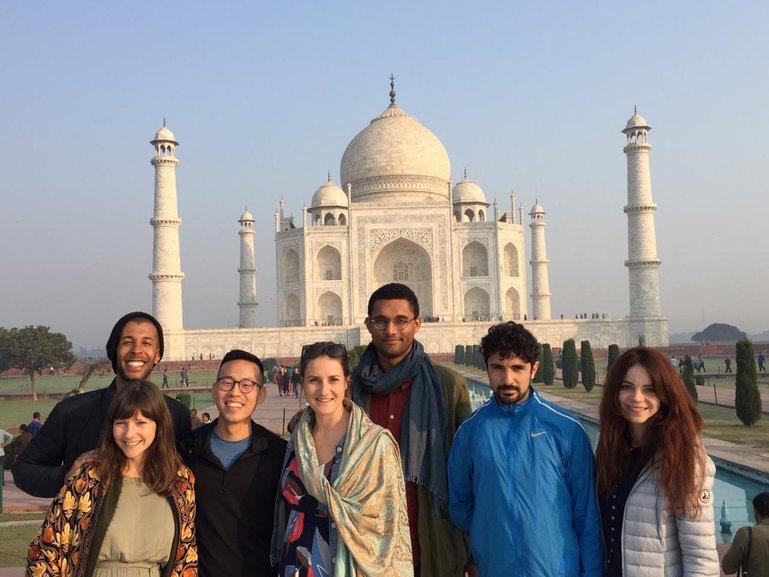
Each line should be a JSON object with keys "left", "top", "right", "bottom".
{"left": 372, "top": 238, "right": 433, "bottom": 316}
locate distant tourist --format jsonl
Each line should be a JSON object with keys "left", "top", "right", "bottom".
{"left": 724, "top": 356, "right": 733, "bottom": 373}
{"left": 596, "top": 347, "right": 719, "bottom": 576}
{"left": 0, "top": 423, "right": 12, "bottom": 486}
{"left": 697, "top": 354, "right": 706, "bottom": 372}
{"left": 190, "top": 408, "right": 202, "bottom": 429}
{"left": 721, "top": 492, "right": 769, "bottom": 575}
{"left": 162, "top": 366, "right": 169, "bottom": 388}
{"left": 759, "top": 352, "right": 766, "bottom": 373}
{"left": 14, "top": 424, "right": 33, "bottom": 456}
{"left": 201, "top": 412, "right": 211, "bottom": 424}
{"left": 27, "top": 412, "right": 43, "bottom": 437}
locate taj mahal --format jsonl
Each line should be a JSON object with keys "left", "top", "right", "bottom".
{"left": 148, "top": 81, "right": 668, "bottom": 361}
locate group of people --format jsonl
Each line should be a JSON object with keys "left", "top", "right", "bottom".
{"left": 9, "top": 283, "right": 748, "bottom": 577}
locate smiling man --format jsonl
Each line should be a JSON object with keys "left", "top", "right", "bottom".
{"left": 447, "top": 321, "right": 603, "bottom": 577}
{"left": 351, "top": 283, "right": 472, "bottom": 577}
{"left": 13, "top": 311, "right": 191, "bottom": 497}
{"left": 182, "top": 349, "right": 286, "bottom": 577}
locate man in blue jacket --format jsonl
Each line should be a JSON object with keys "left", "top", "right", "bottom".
{"left": 447, "top": 321, "right": 603, "bottom": 577}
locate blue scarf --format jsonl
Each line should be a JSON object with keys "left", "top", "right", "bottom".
{"left": 351, "top": 340, "right": 448, "bottom": 509}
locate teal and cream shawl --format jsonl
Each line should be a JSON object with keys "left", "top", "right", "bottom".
{"left": 294, "top": 400, "right": 413, "bottom": 577}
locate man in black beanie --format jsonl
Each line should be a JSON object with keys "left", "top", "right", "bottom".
{"left": 13, "top": 312, "right": 191, "bottom": 497}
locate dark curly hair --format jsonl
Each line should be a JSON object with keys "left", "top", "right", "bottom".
{"left": 480, "top": 322, "right": 540, "bottom": 365}
{"left": 367, "top": 283, "right": 419, "bottom": 317}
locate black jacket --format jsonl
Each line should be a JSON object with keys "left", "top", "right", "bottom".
{"left": 181, "top": 420, "right": 287, "bottom": 577}
{"left": 12, "top": 379, "right": 191, "bottom": 497}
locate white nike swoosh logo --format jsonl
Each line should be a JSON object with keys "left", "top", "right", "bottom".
{"left": 530, "top": 431, "right": 547, "bottom": 437}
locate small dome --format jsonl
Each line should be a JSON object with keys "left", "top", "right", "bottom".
{"left": 152, "top": 122, "right": 178, "bottom": 144}
{"left": 530, "top": 201, "right": 545, "bottom": 215}
{"left": 239, "top": 208, "right": 254, "bottom": 221}
{"left": 625, "top": 111, "right": 649, "bottom": 130}
{"left": 311, "top": 180, "right": 348, "bottom": 208}
{"left": 452, "top": 177, "right": 487, "bottom": 204}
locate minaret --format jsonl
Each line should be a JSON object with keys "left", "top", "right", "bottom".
{"left": 238, "top": 208, "right": 258, "bottom": 328}
{"left": 149, "top": 121, "right": 184, "bottom": 357}
{"left": 623, "top": 109, "right": 661, "bottom": 318}
{"left": 529, "top": 201, "right": 552, "bottom": 320}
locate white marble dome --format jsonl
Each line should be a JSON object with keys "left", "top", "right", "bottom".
{"left": 530, "top": 201, "right": 545, "bottom": 215}
{"left": 625, "top": 111, "right": 649, "bottom": 129}
{"left": 312, "top": 180, "right": 348, "bottom": 208}
{"left": 340, "top": 102, "right": 451, "bottom": 203}
{"left": 239, "top": 208, "right": 254, "bottom": 221}
{"left": 153, "top": 124, "right": 177, "bottom": 143}
{"left": 452, "top": 177, "right": 486, "bottom": 204}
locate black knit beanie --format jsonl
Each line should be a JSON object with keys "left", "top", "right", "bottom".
{"left": 106, "top": 312, "right": 165, "bottom": 372}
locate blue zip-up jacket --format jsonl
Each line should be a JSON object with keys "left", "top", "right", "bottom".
{"left": 448, "top": 388, "right": 604, "bottom": 577}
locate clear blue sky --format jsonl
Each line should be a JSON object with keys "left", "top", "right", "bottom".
{"left": 1, "top": 1, "right": 767, "bottom": 350}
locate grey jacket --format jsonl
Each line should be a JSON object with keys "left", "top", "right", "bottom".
{"left": 619, "top": 452, "right": 720, "bottom": 576}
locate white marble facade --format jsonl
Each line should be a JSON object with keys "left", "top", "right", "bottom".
{"left": 151, "top": 87, "right": 669, "bottom": 360}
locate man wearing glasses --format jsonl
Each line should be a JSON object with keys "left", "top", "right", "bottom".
{"left": 182, "top": 349, "right": 287, "bottom": 577}
{"left": 352, "top": 283, "right": 473, "bottom": 577}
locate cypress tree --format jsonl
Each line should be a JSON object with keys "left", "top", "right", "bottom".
{"left": 541, "top": 343, "right": 555, "bottom": 386}
{"left": 607, "top": 344, "right": 620, "bottom": 376}
{"left": 562, "top": 339, "right": 579, "bottom": 389}
{"left": 735, "top": 339, "right": 762, "bottom": 426}
{"left": 533, "top": 345, "right": 544, "bottom": 383}
{"left": 454, "top": 344, "right": 464, "bottom": 365}
{"left": 580, "top": 340, "right": 596, "bottom": 392}
{"left": 464, "top": 345, "right": 473, "bottom": 366}
{"left": 681, "top": 356, "right": 697, "bottom": 401}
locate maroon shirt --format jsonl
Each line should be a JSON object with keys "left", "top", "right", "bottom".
{"left": 368, "top": 378, "right": 421, "bottom": 566}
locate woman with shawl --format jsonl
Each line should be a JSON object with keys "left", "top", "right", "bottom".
{"left": 272, "top": 341, "right": 412, "bottom": 577}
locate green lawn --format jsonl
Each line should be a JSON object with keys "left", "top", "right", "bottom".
{"left": 0, "top": 370, "right": 222, "bottom": 432}
{"left": 0, "top": 517, "right": 40, "bottom": 567}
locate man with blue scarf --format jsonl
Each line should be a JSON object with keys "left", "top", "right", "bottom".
{"left": 351, "top": 283, "right": 472, "bottom": 577}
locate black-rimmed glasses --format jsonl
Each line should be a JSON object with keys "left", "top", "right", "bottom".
{"left": 301, "top": 342, "right": 348, "bottom": 364}
{"left": 216, "top": 377, "right": 259, "bottom": 393}
{"left": 368, "top": 316, "right": 415, "bottom": 331}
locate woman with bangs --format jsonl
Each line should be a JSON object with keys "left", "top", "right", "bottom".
{"left": 26, "top": 381, "right": 197, "bottom": 577}
{"left": 596, "top": 347, "right": 719, "bottom": 576}
{"left": 272, "top": 341, "right": 412, "bottom": 577}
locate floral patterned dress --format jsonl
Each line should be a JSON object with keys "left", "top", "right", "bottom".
{"left": 278, "top": 454, "right": 332, "bottom": 577}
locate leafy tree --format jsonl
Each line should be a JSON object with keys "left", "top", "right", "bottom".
{"left": 0, "top": 327, "right": 11, "bottom": 373}
{"left": 681, "top": 356, "right": 697, "bottom": 401}
{"left": 692, "top": 323, "right": 747, "bottom": 343}
{"left": 607, "top": 344, "right": 620, "bottom": 376}
{"left": 735, "top": 339, "right": 761, "bottom": 426}
{"left": 580, "top": 340, "right": 596, "bottom": 392}
{"left": 541, "top": 344, "right": 555, "bottom": 386}
{"left": 175, "top": 392, "right": 192, "bottom": 409}
{"left": 76, "top": 357, "right": 112, "bottom": 392}
{"left": 3, "top": 326, "right": 76, "bottom": 400}
{"left": 347, "top": 345, "right": 367, "bottom": 371}
{"left": 562, "top": 339, "right": 579, "bottom": 389}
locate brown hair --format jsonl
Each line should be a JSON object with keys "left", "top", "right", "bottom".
{"left": 97, "top": 381, "right": 182, "bottom": 496}
{"left": 596, "top": 347, "right": 706, "bottom": 515}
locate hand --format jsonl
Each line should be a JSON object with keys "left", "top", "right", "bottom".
{"left": 464, "top": 561, "right": 478, "bottom": 577}
{"left": 66, "top": 449, "right": 100, "bottom": 478}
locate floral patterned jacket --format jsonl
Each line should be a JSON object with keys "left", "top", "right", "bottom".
{"left": 26, "top": 464, "right": 197, "bottom": 577}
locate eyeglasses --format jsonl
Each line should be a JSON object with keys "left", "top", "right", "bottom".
{"left": 368, "top": 317, "right": 415, "bottom": 331}
{"left": 215, "top": 377, "right": 259, "bottom": 393}
{"left": 301, "top": 342, "right": 348, "bottom": 364}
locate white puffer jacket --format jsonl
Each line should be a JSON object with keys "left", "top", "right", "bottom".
{"left": 620, "top": 452, "right": 720, "bottom": 576}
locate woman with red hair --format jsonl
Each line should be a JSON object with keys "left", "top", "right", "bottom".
{"left": 596, "top": 347, "right": 719, "bottom": 576}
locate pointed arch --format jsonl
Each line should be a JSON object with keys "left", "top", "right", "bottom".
{"left": 283, "top": 248, "right": 300, "bottom": 283}
{"left": 316, "top": 245, "right": 342, "bottom": 281}
{"left": 373, "top": 238, "right": 433, "bottom": 316}
{"left": 503, "top": 243, "right": 519, "bottom": 277}
{"left": 462, "top": 241, "right": 488, "bottom": 277}
{"left": 504, "top": 287, "right": 521, "bottom": 320}
{"left": 317, "top": 291, "right": 343, "bottom": 325}
{"left": 464, "top": 287, "right": 490, "bottom": 320}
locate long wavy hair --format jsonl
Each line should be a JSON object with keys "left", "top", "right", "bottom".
{"left": 97, "top": 381, "right": 182, "bottom": 496}
{"left": 596, "top": 347, "right": 706, "bottom": 515}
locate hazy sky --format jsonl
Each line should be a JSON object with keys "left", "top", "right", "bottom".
{"left": 2, "top": 2, "right": 767, "bottom": 350}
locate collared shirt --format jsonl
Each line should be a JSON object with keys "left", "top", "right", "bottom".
{"left": 369, "top": 378, "right": 421, "bottom": 567}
